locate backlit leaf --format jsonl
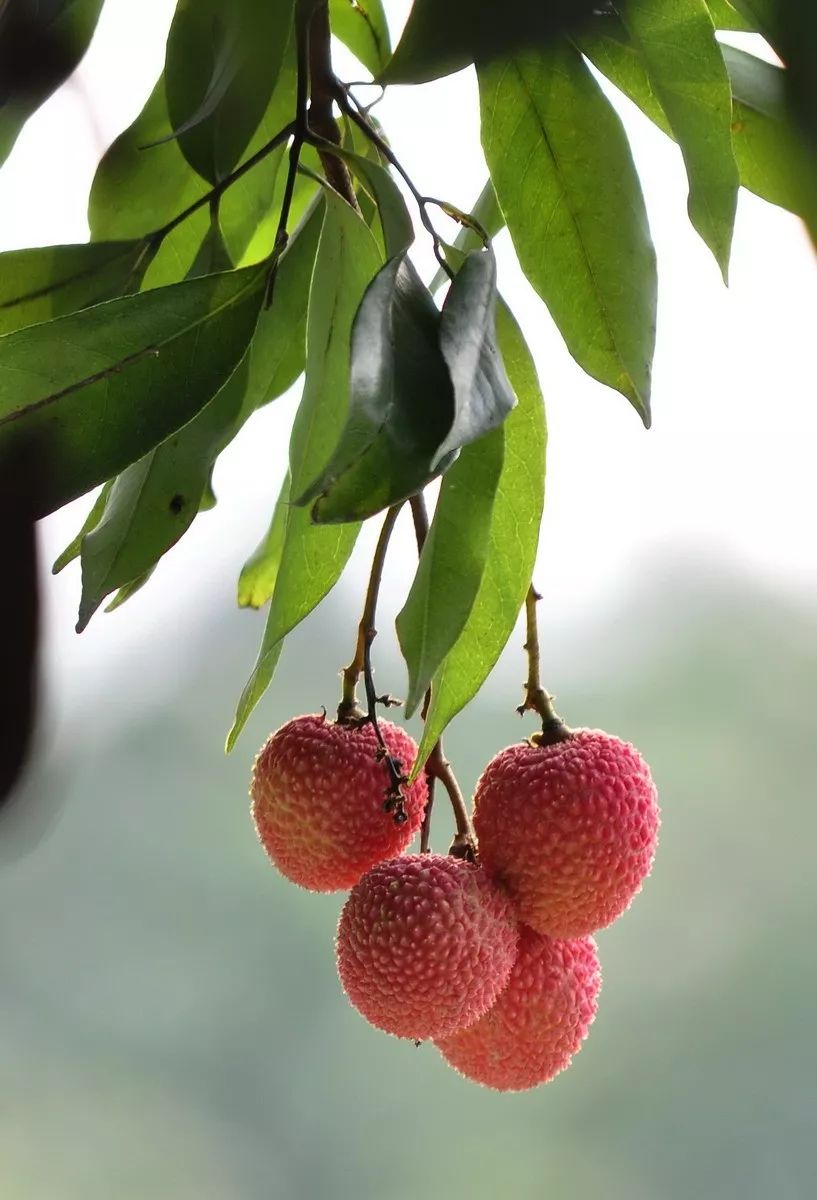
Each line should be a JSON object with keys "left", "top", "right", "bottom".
{"left": 164, "top": 0, "right": 295, "bottom": 183}
{"left": 397, "top": 424, "right": 504, "bottom": 717}
{"left": 238, "top": 471, "right": 291, "bottom": 609}
{"left": 329, "top": 0, "right": 391, "bottom": 75}
{"left": 621, "top": 0, "right": 739, "bottom": 280}
{"left": 479, "top": 44, "right": 657, "bottom": 423}
{"left": 381, "top": 0, "right": 600, "bottom": 85}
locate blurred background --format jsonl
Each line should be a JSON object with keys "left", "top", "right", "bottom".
{"left": 1, "top": 3, "right": 816, "bottom": 1197}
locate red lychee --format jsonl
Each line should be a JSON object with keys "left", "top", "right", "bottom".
{"left": 336, "top": 854, "right": 519, "bottom": 1041}
{"left": 435, "top": 925, "right": 601, "bottom": 1091}
{"left": 473, "top": 729, "right": 659, "bottom": 937}
{"left": 250, "top": 713, "right": 427, "bottom": 892}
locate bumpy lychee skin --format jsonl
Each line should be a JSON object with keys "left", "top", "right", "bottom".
{"left": 473, "top": 730, "right": 659, "bottom": 937}
{"left": 336, "top": 854, "right": 519, "bottom": 1041}
{"left": 250, "top": 714, "right": 427, "bottom": 892}
{"left": 435, "top": 925, "right": 601, "bottom": 1091}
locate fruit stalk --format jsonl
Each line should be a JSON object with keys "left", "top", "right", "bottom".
{"left": 518, "top": 584, "right": 570, "bottom": 744}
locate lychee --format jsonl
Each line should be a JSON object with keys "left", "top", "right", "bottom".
{"left": 251, "top": 713, "right": 427, "bottom": 892}
{"left": 435, "top": 925, "right": 601, "bottom": 1091}
{"left": 473, "top": 729, "right": 659, "bottom": 937}
{"left": 336, "top": 854, "right": 519, "bottom": 1041}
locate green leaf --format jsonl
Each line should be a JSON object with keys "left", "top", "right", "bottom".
{"left": 621, "top": 0, "right": 739, "bottom": 281}
{"left": 89, "top": 77, "right": 203, "bottom": 241}
{"left": 244, "top": 198, "right": 325, "bottom": 412}
{"left": 0, "top": 266, "right": 266, "bottom": 518}
{"left": 580, "top": 26, "right": 817, "bottom": 226}
{"left": 397, "top": 426, "right": 504, "bottom": 717}
{"left": 188, "top": 217, "right": 234, "bottom": 276}
{"left": 705, "top": 0, "right": 754, "bottom": 29}
{"left": 88, "top": 38, "right": 302, "bottom": 278}
{"left": 329, "top": 0, "right": 391, "bottom": 75}
{"left": 576, "top": 20, "right": 672, "bottom": 135}
{"left": 296, "top": 253, "right": 454, "bottom": 523}
{"left": 0, "top": 240, "right": 150, "bottom": 336}
{"left": 724, "top": 46, "right": 817, "bottom": 227}
{"left": 52, "top": 482, "right": 113, "bottom": 574}
{"left": 104, "top": 568, "right": 156, "bottom": 614}
{"left": 380, "top": 0, "right": 600, "bottom": 85}
{"left": 76, "top": 359, "right": 249, "bottom": 630}
{"left": 430, "top": 179, "right": 504, "bottom": 293}
{"left": 479, "top": 44, "right": 657, "bottom": 424}
{"left": 410, "top": 302, "right": 546, "bottom": 776}
{"left": 0, "top": 0, "right": 104, "bottom": 168}
{"left": 238, "top": 471, "right": 291, "bottom": 608}
{"left": 433, "top": 247, "right": 515, "bottom": 466}
{"left": 226, "top": 194, "right": 382, "bottom": 750}
{"left": 164, "top": 0, "right": 295, "bottom": 183}
{"left": 312, "top": 140, "right": 414, "bottom": 257}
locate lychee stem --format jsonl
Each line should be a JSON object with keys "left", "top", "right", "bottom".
{"left": 337, "top": 504, "right": 408, "bottom": 818}
{"left": 339, "top": 504, "right": 402, "bottom": 720}
{"left": 410, "top": 494, "right": 477, "bottom": 858}
{"left": 518, "top": 584, "right": 571, "bottom": 745}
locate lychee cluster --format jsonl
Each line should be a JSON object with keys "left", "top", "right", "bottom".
{"left": 250, "top": 713, "right": 658, "bottom": 1092}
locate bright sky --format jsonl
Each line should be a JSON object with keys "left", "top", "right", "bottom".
{"left": 0, "top": 0, "right": 814, "bottom": 715}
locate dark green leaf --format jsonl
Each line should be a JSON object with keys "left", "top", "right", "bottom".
{"left": 0, "top": 266, "right": 266, "bottom": 518}
{"left": 397, "top": 425, "right": 504, "bottom": 717}
{"left": 0, "top": 0, "right": 104, "bottom": 168}
{"left": 76, "top": 359, "right": 249, "bottom": 630}
{"left": 329, "top": 0, "right": 391, "bottom": 75}
{"left": 433, "top": 247, "right": 515, "bottom": 465}
{"left": 164, "top": 0, "right": 295, "bottom": 183}
{"left": 430, "top": 179, "right": 503, "bottom": 293}
{"left": 380, "top": 0, "right": 600, "bottom": 85}
{"left": 0, "top": 240, "right": 150, "bottom": 336}
{"left": 621, "top": 0, "right": 739, "bottom": 281}
{"left": 226, "top": 194, "right": 382, "bottom": 750}
{"left": 296, "top": 253, "right": 454, "bottom": 523}
{"left": 238, "top": 471, "right": 291, "bottom": 609}
{"left": 479, "top": 44, "right": 657, "bottom": 424}
{"left": 52, "top": 481, "right": 113, "bottom": 574}
{"left": 411, "top": 302, "right": 546, "bottom": 776}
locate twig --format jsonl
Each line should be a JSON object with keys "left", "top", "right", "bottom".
{"left": 517, "top": 584, "right": 571, "bottom": 745}
{"left": 307, "top": 0, "right": 359, "bottom": 208}
{"left": 337, "top": 505, "right": 408, "bottom": 823}
{"left": 334, "top": 86, "right": 454, "bottom": 279}
{"left": 150, "top": 121, "right": 296, "bottom": 246}
{"left": 264, "top": 3, "right": 313, "bottom": 306}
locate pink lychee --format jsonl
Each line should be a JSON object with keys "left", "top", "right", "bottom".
{"left": 250, "top": 713, "right": 427, "bottom": 892}
{"left": 336, "top": 853, "right": 519, "bottom": 1041}
{"left": 473, "top": 729, "right": 659, "bottom": 937}
{"left": 436, "top": 925, "right": 601, "bottom": 1090}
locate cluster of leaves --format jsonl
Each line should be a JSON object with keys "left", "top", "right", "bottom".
{"left": 0, "top": 0, "right": 813, "bottom": 773}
